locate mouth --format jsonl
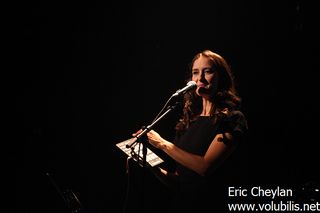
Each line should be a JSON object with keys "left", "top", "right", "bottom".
{"left": 198, "top": 84, "right": 210, "bottom": 89}
{"left": 197, "top": 83, "right": 206, "bottom": 88}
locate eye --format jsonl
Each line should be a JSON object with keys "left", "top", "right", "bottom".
{"left": 204, "top": 68, "right": 214, "bottom": 74}
{"left": 192, "top": 70, "right": 199, "bottom": 75}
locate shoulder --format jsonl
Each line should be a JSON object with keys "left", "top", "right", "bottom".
{"left": 221, "top": 109, "right": 246, "bottom": 122}
{"left": 220, "top": 109, "right": 248, "bottom": 135}
{"left": 228, "top": 110, "right": 246, "bottom": 121}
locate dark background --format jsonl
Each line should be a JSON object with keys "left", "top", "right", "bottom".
{"left": 13, "top": 0, "right": 319, "bottom": 212}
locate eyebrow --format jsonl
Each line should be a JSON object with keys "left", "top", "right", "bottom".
{"left": 192, "top": 67, "right": 213, "bottom": 71}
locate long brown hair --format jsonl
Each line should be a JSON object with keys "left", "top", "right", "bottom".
{"left": 175, "top": 50, "right": 241, "bottom": 132}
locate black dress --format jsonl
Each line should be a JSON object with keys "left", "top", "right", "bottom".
{"left": 169, "top": 110, "right": 248, "bottom": 212}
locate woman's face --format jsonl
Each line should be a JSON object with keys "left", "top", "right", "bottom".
{"left": 191, "top": 55, "right": 216, "bottom": 97}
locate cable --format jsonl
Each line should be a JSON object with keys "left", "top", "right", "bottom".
{"left": 151, "top": 95, "right": 174, "bottom": 123}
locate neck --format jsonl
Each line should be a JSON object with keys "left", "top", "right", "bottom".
{"left": 201, "top": 98, "right": 214, "bottom": 116}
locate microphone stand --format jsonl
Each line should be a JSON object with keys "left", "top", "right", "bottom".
{"left": 125, "top": 101, "right": 180, "bottom": 156}
{"left": 126, "top": 81, "right": 196, "bottom": 155}
{"left": 124, "top": 100, "right": 180, "bottom": 212}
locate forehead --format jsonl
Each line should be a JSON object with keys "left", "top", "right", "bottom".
{"left": 192, "top": 55, "right": 212, "bottom": 69}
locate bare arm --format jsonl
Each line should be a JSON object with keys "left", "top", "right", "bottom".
{"left": 147, "top": 130, "right": 237, "bottom": 176}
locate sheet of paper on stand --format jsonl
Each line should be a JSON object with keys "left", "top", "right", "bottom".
{"left": 116, "top": 138, "right": 164, "bottom": 167}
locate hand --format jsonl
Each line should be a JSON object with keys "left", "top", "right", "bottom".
{"left": 147, "top": 130, "right": 165, "bottom": 149}
{"left": 150, "top": 166, "right": 178, "bottom": 189}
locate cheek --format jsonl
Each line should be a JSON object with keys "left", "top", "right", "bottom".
{"left": 205, "top": 75, "right": 214, "bottom": 83}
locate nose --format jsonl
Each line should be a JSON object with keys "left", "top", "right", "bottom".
{"left": 193, "top": 71, "right": 205, "bottom": 82}
{"left": 199, "top": 71, "right": 207, "bottom": 83}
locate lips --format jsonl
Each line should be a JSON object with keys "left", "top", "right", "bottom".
{"left": 197, "top": 84, "right": 206, "bottom": 88}
{"left": 198, "top": 84, "right": 210, "bottom": 89}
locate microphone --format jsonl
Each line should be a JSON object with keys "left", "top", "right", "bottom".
{"left": 171, "top": 81, "right": 197, "bottom": 97}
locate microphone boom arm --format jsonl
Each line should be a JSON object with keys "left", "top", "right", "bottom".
{"left": 125, "top": 103, "right": 179, "bottom": 149}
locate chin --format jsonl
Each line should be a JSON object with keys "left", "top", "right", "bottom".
{"left": 198, "top": 87, "right": 210, "bottom": 94}
{"left": 195, "top": 88, "right": 202, "bottom": 96}
{"left": 197, "top": 87, "right": 214, "bottom": 99}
